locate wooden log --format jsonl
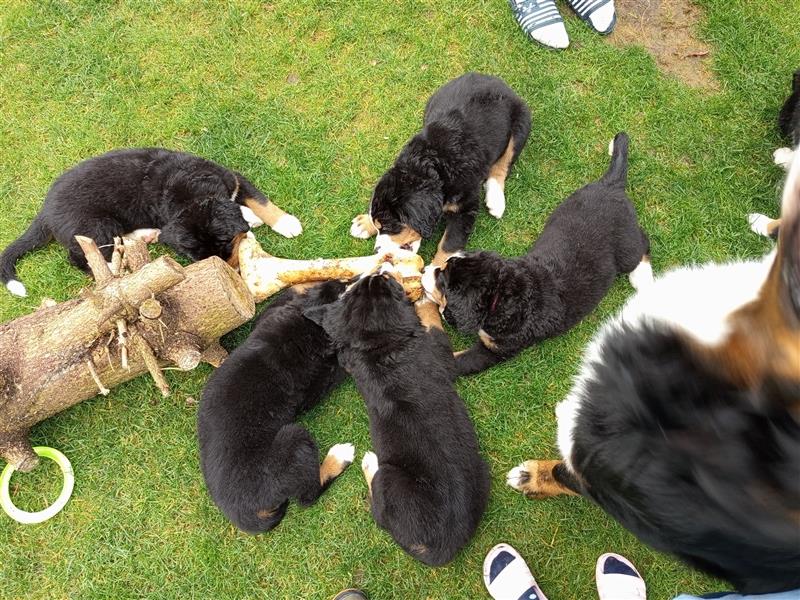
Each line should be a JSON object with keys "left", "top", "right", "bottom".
{"left": 238, "top": 235, "right": 425, "bottom": 302}
{"left": 0, "top": 253, "right": 254, "bottom": 471}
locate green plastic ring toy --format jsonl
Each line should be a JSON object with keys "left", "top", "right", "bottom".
{"left": 0, "top": 446, "right": 74, "bottom": 524}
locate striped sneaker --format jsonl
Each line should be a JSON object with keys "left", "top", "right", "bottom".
{"left": 509, "top": 0, "right": 569, "bottom": 50}
{"left": 565, "top": 0, "right": 616, "bottom": 34}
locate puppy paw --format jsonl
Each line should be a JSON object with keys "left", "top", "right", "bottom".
{"left": 484, "top": 178, "right": 506, "bottom": 219}
{"left": 748, "top": 213, "right": 773, "bottom": 237}
{"left": 773, "top": 147, "right": 794, "bottom": 169}
{"left": 328, "top": 442, "right": 355, "bottom": 466}
{"left": 506, "top": 462, "right": 532, "bottom": 491}
{"left": 361, "top": 451, "right": 379, "bottom": 477}
{"left": 240, "top": 205, "right": 264, "bottom": 228}
{"left": 124, "top": 228, "right": 161, "bottom": 243}
{"left": 271, "top": 214, "right": 303, "bottom": 238}
{"left": 628, "top": 259, "right": 654, "bottom": 291}
{"left": 6, "top": 279, "right": 27, "bottom": 297}
{"left": 350, "top": 214, "right": 377, "bottom": 239}
{"left": 608, "top": 137, "right": 615, "bottom": 156}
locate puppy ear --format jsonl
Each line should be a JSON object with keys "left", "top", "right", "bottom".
{"left": 402, "top": 188, "right": 443, "bottom": 239}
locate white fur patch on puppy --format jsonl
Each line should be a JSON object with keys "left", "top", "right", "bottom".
{"left": 361, "top": 451, "right": 379, "bottom": 476}
{"left": 608, "top": 138, "right": 615, "bottom": 156}
{"left": 6, "top": 279, "right": 27, "bottom": 297}
{"left": 484, "top": 178, "right": 506, "bottom": 219}
{"left": 350, "top": 214, "right": 376, "bottom": 239}
{"left": 628, "top": 259, "right": 654, "bottom": 291}
{"left": 774, "top": 147, "right": 795, "bottom": 170}
{"left": 124, "top": 228, "right": 161, "bottom": 243}
{"left": 505, "top": 463, "right": 530, "bottom": 491}
{"left": 327, "top": 442, "right": 355, "bottom": 465}
{"left": 240, "top": 205, "right": 264, "bottom": 228}
{"left": 747, "top": 213, "right": 773, "bottom": 237}
{"left": 421, "top": 265, "right": 438, "bottom": 299}
{"left": 271, "top": 214, "right": 303, "bottom": 238}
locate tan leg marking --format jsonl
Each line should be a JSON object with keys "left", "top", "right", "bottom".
{"left": 319, "top": 449, "right": 353, "bottom": 487}
{"left": 479, "top": 329, "right": 498, "bottom": 351}
{"left": 244, "top": 197, "right": 289, "bottom": 228}
{"left": 431, "top": 230, "right": 455, "bottom": 268}
{"left": 256, "top": 507, "right": 279, "bottom": 519}
{"left": 488, "top": 137, "right": 516, "bottom": 188}
{"left": 513, "top": 460, "right": 579, "bottom": 499}
{"left": 442, "top": 201, "right": 460, "bottom": 213}
{"left": 415, "top": 298, "right": 443, "bottom": 330}
{"left": 289, "top": 282, "right": 322, "bottom": 294}
{"left": 767, "top": 218, "right": 782, "bottom": 237}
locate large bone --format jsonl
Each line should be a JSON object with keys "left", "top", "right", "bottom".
{"left": 238, "top": 235, "right": 424, "bottom": 302}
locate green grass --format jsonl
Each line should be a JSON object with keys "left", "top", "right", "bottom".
{"left": 0, "top": 1, "right": 797, "bottom": 598}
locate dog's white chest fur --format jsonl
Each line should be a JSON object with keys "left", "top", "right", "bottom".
{"left": 556, "top": 250, "right": 775, "bottom": 471}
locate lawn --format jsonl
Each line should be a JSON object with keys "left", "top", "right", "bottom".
{"left": 0, "top": 1, "right": 797, "bottom": 599}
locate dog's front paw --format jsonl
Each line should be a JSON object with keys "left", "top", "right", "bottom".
{"left": 240, "top": 205, "right": 264, "bottom": 228}
{"left": 361, "top": 451, "right": 379, "bottom": 476}
{"left": 350, "top": 214, "right": 377, "bottom": 239}
{"left": 484, "top": 179, "right": 506, "bottom": 219}
{"left": 628, "top": 259, "right": 654, "bottom": 291}
{"left": 748, "top": 213, "right": 773, "bottom": 237}
{"left": 506, "top": 462, "right": 532, "bottom": 491}
{"left": 272, "top": 214, "right": 303, "bottom": 238}
{"left": 773, "top": 147, "right": 794, "bottom": 169}
{"left": 328, "top": 442, "right": 355, "bottom": 467}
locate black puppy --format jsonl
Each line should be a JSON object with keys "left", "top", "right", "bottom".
{"left": 749, "top": 68, "right": 800, "bottom": 239}
{"left": 423, "top": 132, "right": 650, "bottom": 375}
{"left": 1, "top": 148, "right": 302, "bottom": 297}
{"left": 306, "top": 267, "right": 490, "bottom": 566}
{"left": 198, "top": 281, "right": 353, "bottom": 534}
{"left": 350, "top": 72, "right": 531, "bottom": 263}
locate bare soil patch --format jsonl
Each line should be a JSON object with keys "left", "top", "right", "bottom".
{"left": 611, "top": 0, "right": 718, "bottom": 90}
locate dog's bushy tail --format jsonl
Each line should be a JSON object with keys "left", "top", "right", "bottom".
{"left": 0, "top": 215, "right": 52, "bottom": 297}
{"left": 601, "top": 132, "right": 630, "bottom": 189}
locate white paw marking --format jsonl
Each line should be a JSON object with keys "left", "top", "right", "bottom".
{"left": 350, "top": 215, "right": 374, "bottom": 239}
{"left": 773, "top": 147, "right": 794, "bottom": 169}
{"left": 328, "top": 443, "right": 355, "bottom": 464}
{"left": 271, "top": 214, "right": 303, "bottom": 238}
{"left": 608, "top": 138, "right": 615, "bottom": 156}
{"left": 484, "top": 178, "right": 506, "bottom": 219}
{"left": 628, "top": 260, "right": 654, "bottom": 291}
{"left": 240, "top": 205, "right": 264, "bottom": 228}
{"left": 747, "top": 213, "right": 773, "bottom": 237}
{"left": 6, "top": 279, "right": 27, "bottom": 297}
{"left": 361, "top": 451, "right": 379, "bottom": 476}
{"left": 125, "top": 228, "right": 161, "bottom": 243}
{"left": 506, "top": 464, "right": 529, "bottom": 490}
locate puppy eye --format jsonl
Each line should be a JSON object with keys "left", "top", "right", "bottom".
{"left": 400, "top": 243, "right": 412, "bottom": 251}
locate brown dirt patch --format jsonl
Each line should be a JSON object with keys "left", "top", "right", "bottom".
{"left": 610, "top": 0, "right": 719, "bottom": 90}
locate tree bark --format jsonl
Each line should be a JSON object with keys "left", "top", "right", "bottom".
{"left": 0, "top": 239, "right": 254, "bottom": 470}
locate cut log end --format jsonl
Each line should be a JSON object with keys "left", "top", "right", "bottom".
{"left": 0, "top": 436, "right": 39, "bottom": 472}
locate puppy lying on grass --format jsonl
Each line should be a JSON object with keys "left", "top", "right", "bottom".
{"left": 307, "top": 265, "right": 490, "bottom": 566}
{"left": 423, "top": 132, "right": 651, "bottom": 375}
{"left": 198, "top": 281, "right": 352, "bottom": 534}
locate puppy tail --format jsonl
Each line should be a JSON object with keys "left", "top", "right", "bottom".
{"left": 602, "top": 132, "right": 630, "bottom": 189}
{"left": 0, "top": 216, "right": 52, "bottom": 297}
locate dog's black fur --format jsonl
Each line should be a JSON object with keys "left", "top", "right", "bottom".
{"left": 0, "top": 148, "right": 263, "bottom": 288}
{"left": 368, "top": 72, "right": 531, "bottom": 252}
{"left": 778, "top": 69, "right": 800, "bottom": 145}
{"left": 563, "top": 323, "right": 800, "bottom": 594}
{"left": 306, "top": 273, "right": 491, "bottom": 566}
{"left": 198, "top": 281, "right": 348, "bottom": 534}
{"left": 429, "top": 132, "right": 649, "bottom": 375}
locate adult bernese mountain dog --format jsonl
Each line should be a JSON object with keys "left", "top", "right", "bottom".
{"left": 197, "top": 281, "right": 352, "bottom": 534}
{"left": 350, "top": 72, "right": 531, "bottom": 264}
{"left": 506, "top": 150, "right": 800, "bottom": 594}
{"left": 0, "top": 148, "right": 302, "bottom": 297}
{"left": 306, "top": 265, "right": 490, "bottom": 566}
{"left": 422, "top": 132, "right": 650, "bottom": 375}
